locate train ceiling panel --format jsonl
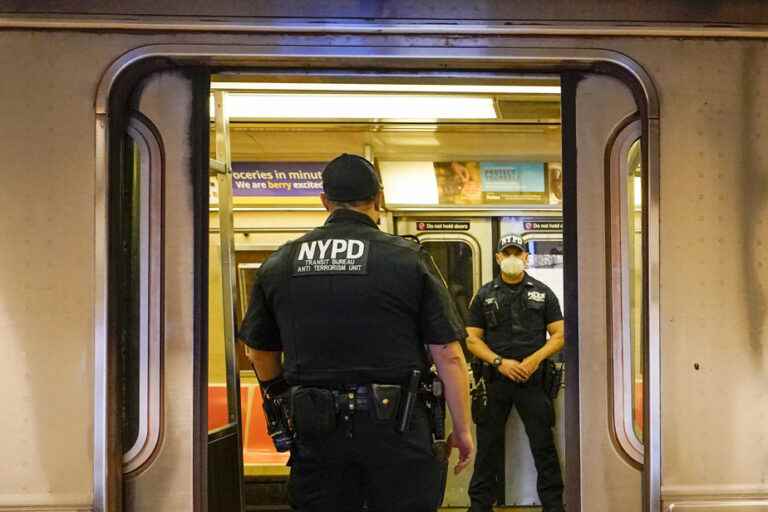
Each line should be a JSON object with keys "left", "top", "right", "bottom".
{"left": 210, "top": 79, "right": 561, "bottom": 125}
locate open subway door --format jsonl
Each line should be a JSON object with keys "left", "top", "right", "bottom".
{"left": 564, "top": 73, "right": 649, "bottom": 511}
{"left": 118, "top": 72, "right": 245, "bottom": 512}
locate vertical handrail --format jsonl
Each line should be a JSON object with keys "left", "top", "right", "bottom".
{"left": 212, "top": 91, "right": 246, "bottom": 510}
{"left": 213, "top": 92, "right": 240, "bottom": 425}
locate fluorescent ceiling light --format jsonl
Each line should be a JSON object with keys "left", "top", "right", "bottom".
{"left": 212, "top": 82, "right": 560, "bottom": 95}
{"left": 214, "top": 93, "right": 497, "bottom": 120}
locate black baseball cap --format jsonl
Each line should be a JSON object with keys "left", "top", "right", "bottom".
{"left": 322, "top": 153, "right": 382, "bottom": 201}
{"left": 497, "top": 233, "right": 527, "bottom": 252}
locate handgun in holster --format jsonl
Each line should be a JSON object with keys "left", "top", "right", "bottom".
{"left": 417, "top": 367, "right": 449, "bottom": 464}
{"left": 541, "top": 359, "right": 565, "bottom": 400}
{"left": 397, "top": 369, "right": 422, "bottom": 433}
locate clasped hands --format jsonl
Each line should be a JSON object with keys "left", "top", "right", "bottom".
{"left": 497, "top": 356, "right": 540, "bottom": 382}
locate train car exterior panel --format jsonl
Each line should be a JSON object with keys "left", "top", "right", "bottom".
{"left": 575, "top": 74, "right": 642, "bottom": 509}
{"left": 3, "top": 1, "right": 768, "bottom": 25}
{"left": 1, "top": 20, "right": 767, "bottom": 511}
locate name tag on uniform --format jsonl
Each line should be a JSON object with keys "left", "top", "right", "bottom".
{"left": 527, "top": 290, "right": 546, "bottom": 303}
{"left": 293, "top": 239, "right": 370, "bottom": 276}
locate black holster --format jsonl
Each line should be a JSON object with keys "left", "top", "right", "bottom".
{"left": 422, "top": 370, "right": 448, "bottom": 463}
{"left": 541, "top": 359, "right": 564, "bottom": 400}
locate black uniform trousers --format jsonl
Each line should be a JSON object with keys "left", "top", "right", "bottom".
{"left": 288, "top": 403, "right": 446, "bottom": 512}
{"left": 468, "top": 371, "right": 564, "bottom": 512}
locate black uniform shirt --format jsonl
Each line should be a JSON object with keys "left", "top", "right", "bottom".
{"left": 238, "top": 209, "right": 465, "bottom": 386}
{"left": 467, "top": 274, "right": 563, "bottom": 360}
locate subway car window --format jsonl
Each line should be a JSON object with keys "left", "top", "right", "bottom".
{"left": 627, "top": 138, "right": 644, "bottom": 441}
{"left": 608, "top": 119, "right": 645, "bottom": 465}
{"left": 122, "top": 136, "right": 141, "bottom": 453}
{"left": 528, "top": 239, "right": 564, "bottom": 269}
{"left": 122, "top": 117, "right": 164, "bottom": 475}
{"left": 421, "top": 240, "right": 474, "bottom": 322}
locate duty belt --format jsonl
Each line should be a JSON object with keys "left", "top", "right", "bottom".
{"left": 330, "top": 383, "right": 431, "bottom": 414}
{"left": 332, "top": 385, "right": 373, "bottom": 413}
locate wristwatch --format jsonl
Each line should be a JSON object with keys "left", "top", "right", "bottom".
{"left": 491, "top": 356, "right": 503, "bottom": 368}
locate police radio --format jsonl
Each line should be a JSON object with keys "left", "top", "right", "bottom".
{"left": 251, "top": 364, "right": 294, "bottom": 452}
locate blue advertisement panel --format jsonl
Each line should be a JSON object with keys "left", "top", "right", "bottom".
{"left": 231, "top": 162, "right": 324, "bottom": 204}
{"left": 480, "top": 162, "right": 547, "bottom": 204}
{"left": 480, "top": 162, "right": 546, "bottom": 192}
{"left": 433, "top": 161, "right": 549, "bottom": 205}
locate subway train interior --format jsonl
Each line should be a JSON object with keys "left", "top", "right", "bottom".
{"left": 4, "top": 3, "right": 768, "bottom": 512}
{"left": 205, "top": 77, "right": 578, "bottom": 511}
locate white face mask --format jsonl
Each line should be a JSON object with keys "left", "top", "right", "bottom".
{"left": 500, "top": 255, "right": 525, "bottom": 276}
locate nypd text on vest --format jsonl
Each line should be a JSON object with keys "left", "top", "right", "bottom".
{"left": 293, "top": 239, "right": 370, "bottom": 275}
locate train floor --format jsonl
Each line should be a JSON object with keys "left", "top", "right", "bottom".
{"left": 243, "top": 477, "right": 542, "bottom": 511}
{"left": 244, "top": 507, "right": 541, "bottom": 510}
{"left": 439, "top": 508, "right": 542, "bottom": 511}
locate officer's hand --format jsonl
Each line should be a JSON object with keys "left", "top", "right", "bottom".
{"left": 519, "top": 356, "right": 542, "bottom": 382}
{"left": 498, "top": 359, "right": 530, "bottom": 382}
{"left": 447, "top": 430, "right": 475, "bottom": 475}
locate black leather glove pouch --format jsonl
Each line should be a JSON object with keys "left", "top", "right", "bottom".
{"left": 291, "top": 387, "right": 337, "bottom": 437}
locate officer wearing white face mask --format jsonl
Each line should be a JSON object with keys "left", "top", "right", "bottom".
{"left": 464, "top": 234, "right": 565, "bottom": 512}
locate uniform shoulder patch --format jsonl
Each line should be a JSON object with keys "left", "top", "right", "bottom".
{"left": 293, "top": 238, "right": 369, "bottom": 276}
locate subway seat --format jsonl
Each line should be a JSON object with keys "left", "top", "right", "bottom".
{"left": 208, "top": 383, "right": 290, "bottom": 474}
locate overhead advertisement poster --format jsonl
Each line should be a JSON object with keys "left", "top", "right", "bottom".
{"left": 433, "top": 161, "right": 550, "bottom": 205}
{"left": 230, "top": 162, "right": 324, "bottom": 205}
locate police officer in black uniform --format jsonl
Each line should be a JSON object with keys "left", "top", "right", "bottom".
{"left": 465, "top": 234, "right": 565, "bottom": 512}
{"left": 239, "top": 153, "right": 475, "bottom": 512}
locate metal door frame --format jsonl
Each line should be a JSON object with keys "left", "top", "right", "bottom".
{"left": 94, "top": 44, "right": 660, "bottom": 512}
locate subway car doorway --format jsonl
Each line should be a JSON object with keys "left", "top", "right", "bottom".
{"left": 206, "top": 76, "right": 574, "bottom": 511}
{"left": 111, "top": 55, "right": 654, "bottom": 512}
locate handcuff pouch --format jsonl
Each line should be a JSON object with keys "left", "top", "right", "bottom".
{"left": 370, "top": 384, "right": 402, "bottom": 421}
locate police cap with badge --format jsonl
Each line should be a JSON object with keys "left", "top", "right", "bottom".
{"left": 497, "top": 233, "right": 527, "bottom": 253}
